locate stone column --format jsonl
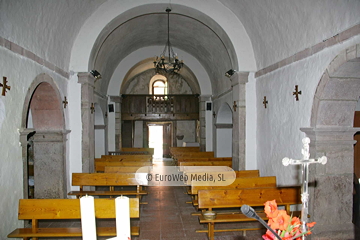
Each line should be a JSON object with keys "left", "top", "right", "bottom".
{"left": 231, "top": 72, "right": 248, "bottom": 170}
{"left": 78, "top": 73, "right": 95, "bottom": 173}
{"left": 301, "top": 127, "right": 359, "bottom": 239}
{"left": 32, "top": 130, "right": 70, "bottom": 199}
{"left": 110, "top": 96, "right": 122, "bottom": 151}
{"left": 199, "top": 95, "right": 212, "bottom": 152}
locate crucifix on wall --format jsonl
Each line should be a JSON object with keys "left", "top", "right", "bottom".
{"left": 0, "top": 76, "right": 11, "bottom": 96}
{"left": 62, "top": 96, "right": 68, "bottom": 108}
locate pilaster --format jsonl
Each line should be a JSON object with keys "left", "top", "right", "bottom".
{"left": 231, "top": 72, "right": 248, "bottom": 170}
{"left": 78, "top": 72, "right": 95, "bottom": 173}
{"left": 301, "top": 127, "right": 359, "bottom": 239}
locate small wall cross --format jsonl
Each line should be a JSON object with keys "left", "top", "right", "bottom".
{"left": 62, "top": 96, "right": 68, "bottom": 108}
{"left": 293, "top": 85, "right": 302, "bottom": 101}
{"left": 90, "top": 103, "right": 95, "bottom": 114}
{"left": 0, "top": 77, "right": 11, "bottom": 96}
{"left": 262, "top": 96, "right": 268, "bottom": 108}
{"left": 233, "top": 101, "right": 237, "bottom": 112}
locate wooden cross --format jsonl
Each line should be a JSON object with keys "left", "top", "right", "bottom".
{"left": 0, "top": 76, "right": 11, "bottom": 96}
{"left": 62, "top": 96, "right": 68, "bottom": 108}
{"left": 233, "top": 101, "right": 237, "bottom": 112}
{"left": 213, "top": 111, "right": 216, "bottom": 118}
{"left": 262, "top": 96, "right": 268, "bottom": 108}
{"left": 90, "top": 103, "right": 95, "bottom": 114}
{"left": 293, "top": 85, "right": 302, "bottom": 101}
{"left": 282, "top": 138, "right": 327, "bottom": 238}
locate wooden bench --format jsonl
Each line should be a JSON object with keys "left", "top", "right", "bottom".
{"left": 68, "top": 173, "right": 148, "bottom": 202}
{"left": 105, "top": 166, "right": 149, "bottom": 173}
{"left": 95, "top": 161, "right": 152, "bottom": 172}
{"left": 179, "top": 160, "right": 232, "bottom": 170}
{"left": 122, "top": 147, "right": 155, "bottom": 155}
{"left": 7, "top": 198, "right": 140, "bottom": 239}
{"left": 176, "top": 157, "right": 232, "bottom": 166}
{"left": 196, "top": 187, "right": 301, "bottom": 240}
{"left": 170, "top": 146, "right": 200, "bottom": 157}
{"left": 172, "top": 151, "right": 214, "bottom": 161}
{"left": 99, "top": 154, "right": 153, "bottom": 161}
{"left": 189, "top": 176, "right": 277, "bottom": 208}
{"left": 96, "top": 157, "right": 152, "bottom": 163}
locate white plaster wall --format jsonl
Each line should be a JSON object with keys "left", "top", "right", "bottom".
{"left": 216, "top": 128, "right": 232, "bottom": 157}
{"left": 246, "top": 72, "right": 257, "bottom": 170}
{"left": 0, "top": 0, "right": 105, "bottom": 71}
{"left": 205, "top": 101, "right": 213, "bottom": 151}
{"left": 134, "top": 121, "right": 143, "bottom": 148}
{"left": 176, "top": 121, "right": 196, "bottom": 147}
{"left": 0, "top": 47, "right": 71, "bottom": 239}
{"left": 107, "top": 101, "right": 116, "bottom": 151}
{"left": 256, "top": 36, "right": 360, "bottom": 186}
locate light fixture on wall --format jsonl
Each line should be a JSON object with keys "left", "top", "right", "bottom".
{"left": 90, "top": 70, "right": 102, "bottom": 81}
{"left": 153, "top": 8, "right": 184, "bottom": 74}
{"left": 225, "top": 69, "right": 236, "bottom": 78}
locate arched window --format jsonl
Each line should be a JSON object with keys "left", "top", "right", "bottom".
{"left": 153, "top": 80, "right": 166, "bottom": 95}
{"left": 149, "top": 74, "right": 168, "bottom": 95}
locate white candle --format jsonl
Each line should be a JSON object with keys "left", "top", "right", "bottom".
{"left": 115, "top": 196, "right": 131, "bottom": 240}
{"left": 80, "top": 195, "right": 97, "bottom": 240}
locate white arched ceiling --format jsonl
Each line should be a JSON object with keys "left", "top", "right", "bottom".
{"left": 218, "top": 0, "right": 360, "bottom": 69}
{"left": 89, "top": 3, "right": 243, "bottom": 97}
{"left": 107, "top": 46, "right": 211, "bottom": 96}
{"left": 69, "top": 0, "right": 256, "bottom": 97}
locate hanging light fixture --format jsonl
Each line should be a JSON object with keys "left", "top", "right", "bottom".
{"left": 153, "top": 8, "right": 184, "bottom": 74}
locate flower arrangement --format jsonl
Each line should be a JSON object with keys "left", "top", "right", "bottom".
{"left": 262, "top": 200, "right": 316, "bottom": 240}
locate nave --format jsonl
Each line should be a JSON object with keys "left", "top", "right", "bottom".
{"left": 25, "top": 159, "right": 265, "bottom": 240}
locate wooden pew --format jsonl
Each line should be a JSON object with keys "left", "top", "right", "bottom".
{"left": 99, "top": 154, "right": 152, "bottom": 161}
{"left": 95, "top": 161, "right": 152, "bottom": 172}
{"left": 189, "top": 176, "right": 277, "bottom": 208}
{"left": 105, "top": 166, "right": 148, "bottom": 173}
{"left": 8, "top": 198, "right": 140, "bottom": 239}
{"left": 172, "top": 151, "right": 214, "bottom": 161}
{"left": 170, "top": 146, "right": 200, "bottom": 157}
{"left": 95, "top": 157, "right": 152, "bottom": 163}
{"left": 122, "top": 147, "right": 155, "bottom": 155}
{"left": 197, "top": 187, "right": 301, "bottom": 239}
{"left": 68, "top": 173, "right": 148, "bottom": 202}
{"left": 179, "top": 160, "right": 232, "bottom": 169}
{"left": 177, "top": 157, "right": 232, "bottom": 166}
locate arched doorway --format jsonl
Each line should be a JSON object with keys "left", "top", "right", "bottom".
{"left": 304, "top": 45, "right": 360, "bottom": 237}
{"left": 20, "top": 74, "right": 67, "bottom": 199}
{"left": 215, "top": 103, "right": 233, "bottom": 157}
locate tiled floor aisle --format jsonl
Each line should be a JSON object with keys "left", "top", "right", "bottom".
{"left": 131, "top": 160, "right": 264, "bottom": 240}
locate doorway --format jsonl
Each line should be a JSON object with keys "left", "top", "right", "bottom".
{"left": 148, "top": 122, "right": 172, "bottom": 161}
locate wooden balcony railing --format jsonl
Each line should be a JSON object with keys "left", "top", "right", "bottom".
{"left": 121, "top": 94, "right": 199, "bottom": 120}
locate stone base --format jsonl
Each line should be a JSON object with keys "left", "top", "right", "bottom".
{"left": 311, "top": 224, "right": 356, "bottom": 240}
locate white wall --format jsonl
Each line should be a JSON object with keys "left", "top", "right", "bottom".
{"left": 256, "top": 36, "right": 360, "bottom": 186}
{"left": 246, "top": 72, "right": 257, "bottom": 170}
{"left": 0, "top": 47, "right": 71, "bottom": 239}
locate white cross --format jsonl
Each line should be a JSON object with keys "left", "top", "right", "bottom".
{"left": 282, "top": 137, "right": 327, "bottom": 239}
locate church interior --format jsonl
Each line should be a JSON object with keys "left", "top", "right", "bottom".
{"left": 1, "top": 0, "right": 360, "bottom": 239}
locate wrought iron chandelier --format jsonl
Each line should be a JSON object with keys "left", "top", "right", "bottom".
{"left": 153, "top": 8, "right": 184, "bottom": 74}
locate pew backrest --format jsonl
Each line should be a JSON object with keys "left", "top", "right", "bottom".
{"left": 95, "top": 161, "right": 152, "bottom": 172}
{"left": 18, "top": 198, "right": 140, "bottom": 219}
{"left": 198, "top": 187, "right": 301, "bottom": 212}
{"left": 72, "top": 173, "right": 147, "bottom": 188}
{"left": 191, "top": 176, "right": 277, "bottom": 195}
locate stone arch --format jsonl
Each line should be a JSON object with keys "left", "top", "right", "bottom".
{"left": 20, "top": 73, "right": 67, "bottom": 199}
{"left": 302, "top": 44, "right": 360, "bottom": 238}
{"left": 215, "top": 103, "right": 233, "bottom": 157}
